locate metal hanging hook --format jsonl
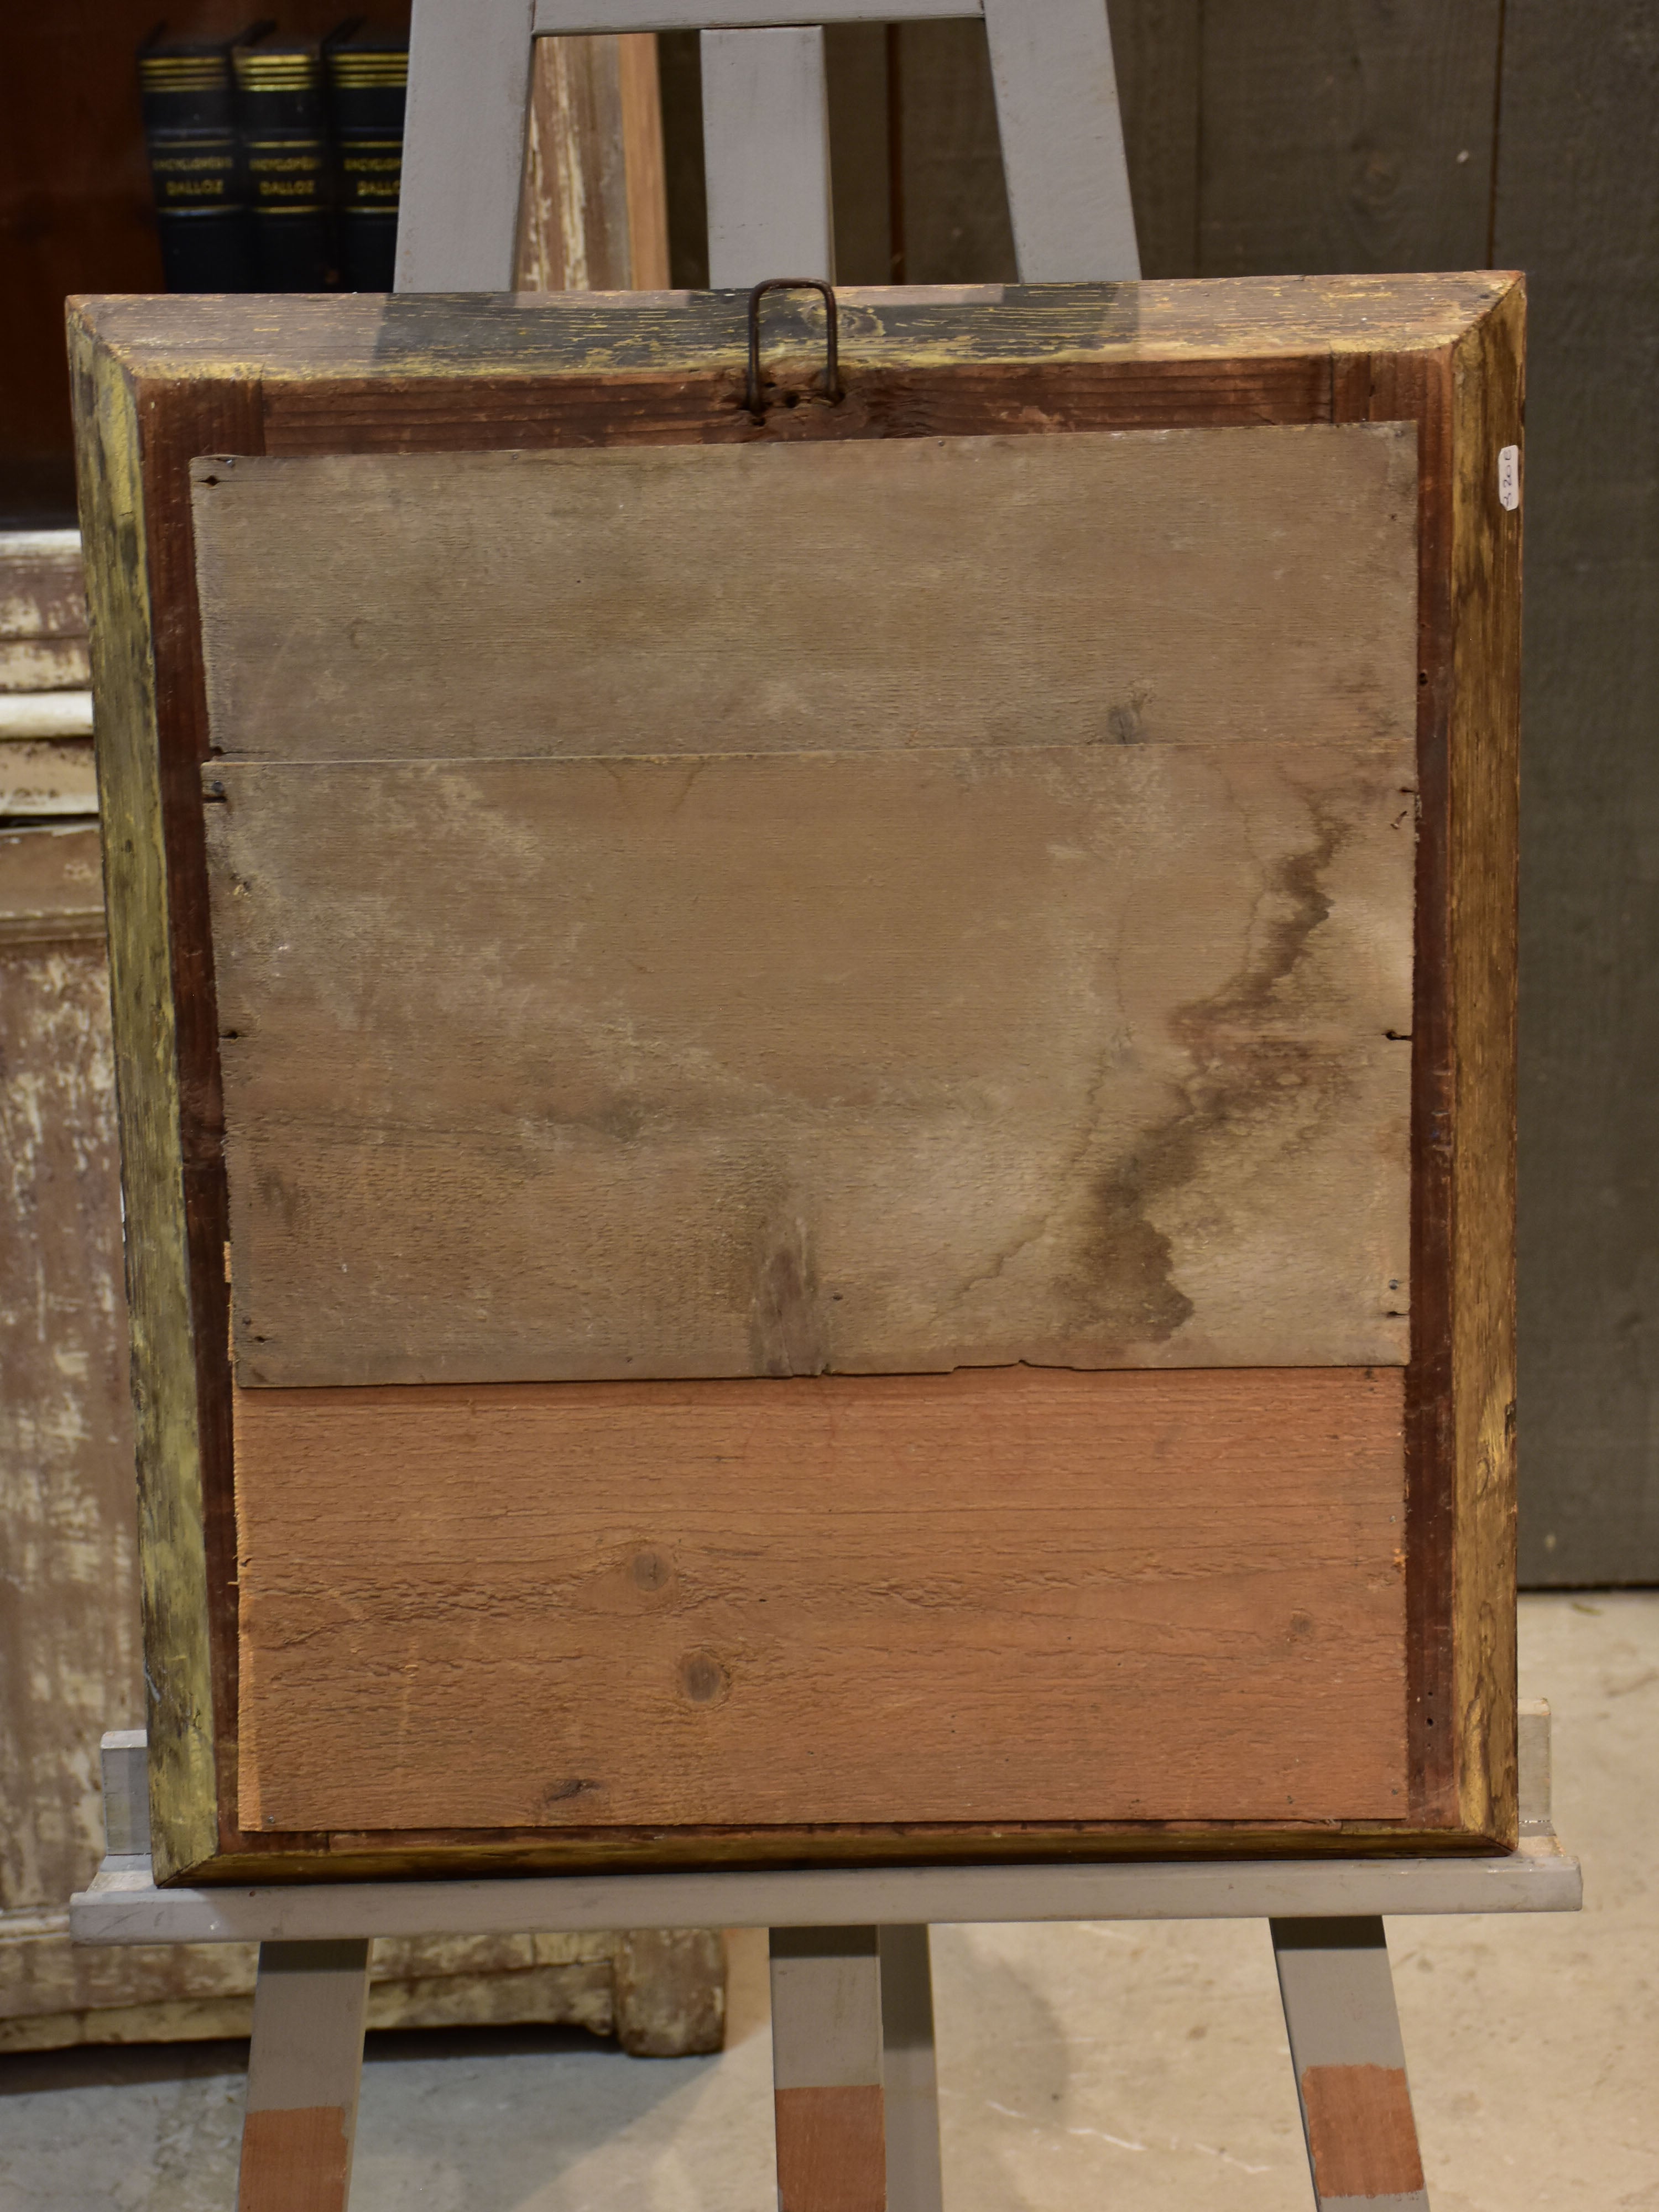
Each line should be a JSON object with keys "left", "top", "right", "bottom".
{"left": 744, "top": 278, "right": 843, "bottom": 422}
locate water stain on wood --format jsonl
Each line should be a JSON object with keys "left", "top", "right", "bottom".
{"left": 208, "top": 740, "right": 1412, "bottom": 1386}
{"left": 1065, "top": 797, "right": 1361, "bottom": 1347}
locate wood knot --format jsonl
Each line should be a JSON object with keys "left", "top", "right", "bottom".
{"left": 679, "top": 1652, "right": 729, "bottom": 1706}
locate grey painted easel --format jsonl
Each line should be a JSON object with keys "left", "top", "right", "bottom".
{"left": 74, "top": 11, "right": 1578, "bottom": 2208}
{"left": 77, "top": 1720, "right": 1579, "bottom": 2210}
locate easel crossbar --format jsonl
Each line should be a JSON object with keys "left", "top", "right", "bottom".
{"left": 73, "top": 1840, "right": 1580, "bottom": 1948}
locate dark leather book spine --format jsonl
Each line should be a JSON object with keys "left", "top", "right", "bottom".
{"left": 138, "top": 44, "right": 259, "bottom": 291}
{"left": 327, "top": 38, "right": 408, "bottom": 291}
{"left": 234, "top": 42, "right": 338, "bottom": 291}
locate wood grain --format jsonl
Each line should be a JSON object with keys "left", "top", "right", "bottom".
{"left": 774, "top": 2086, "right": 886, "bottom": 2212}
{"left": 0, "top": 935, "right": 135, "bottom": 1934}
{"left": 192, "top": 426, "right": 1416, "bottom": 766}
{"left": 234, "top": 1365, "right": 1408, "bottom": 1833}
{"left": 1446, "top": 283, "right": 1523, "bottom": 1841}
{"left": 74, "top": 272, "right": 1513, "bottom": 384}
{"left": 208, "top": 739, "right": 1414, "bottom": 1387}
{"left": 66, "top": 277, "right": 1519, "bottom": 1875}
{"left": 0, "top": 823, "right": 104, "bottom": 946}
{"left": 516, "top": 33, "right": 670, "bottom": 292}
{"left": 237, "top": 2106, "right": 351, "bottom": 2212}
{"left": 1198, "top": 2, "right": 1504, "bottom": 278}
{"left": 70, "top": 328, "right": 227, "bottom": 1881}
{"left": 1300, "top": 2064, "right": 1426, "bottom": 2198}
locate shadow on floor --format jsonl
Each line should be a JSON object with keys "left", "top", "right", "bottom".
{"left": 0, "top": 2021, "right": 614, "bottom": 2098}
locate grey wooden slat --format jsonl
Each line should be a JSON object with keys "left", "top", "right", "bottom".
{"left": 238, "top": 1942, "right": 371, "bottom": 2212}
{"left": 983, "top": 0, "right": 1140, "bottom": 279}
{"left": 1197, "top": 0, "right": 1503, "bottom": 276}
{"left": 536, "top": 0, "right": 977, "bottom": 27}
{"left": 1498, "top": 0, "right": 1659, "bottom": 1583}
{"left": 1271, "top": 1919, "right": 1429, "bottom": 2209}
{"left": 770, "top": 1926, "right": 883, "bottom": 2090}
{"left": 1517, "top": 1699, "right": 1553, "bottom": 1832}
{"left": 879, "top": 1926, "right": 946, "bottom": 2212}
{"left": 396, "top": 0, "right": 538, "bottom": 289}
{"left": 701, "top": 26, "right": 834, "bottom": 283}
{"left": 98, "top": 1732, "right": 150, "bottom": 1859}
{"left": 770, "top": 1927, "right": 885, "bottom": 2212}
{"left": 73, "top": 1838, "right": 1582, "bottom": 1944}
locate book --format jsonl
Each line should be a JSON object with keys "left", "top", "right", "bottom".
{"left": 327, "top": 32, "right": 408, "bottom": 291}
{"left": 233, "top": 36, "right": 338, "bottom": 290}
{"left": 138, "top": 28, "right": 272, "bottom": 291}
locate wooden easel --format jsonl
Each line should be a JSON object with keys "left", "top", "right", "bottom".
{"left": 78, "top": 1717, "right": 1579, "bottom": 2211}
{"left": 393, "top": 0, "right": 1141, "bottom": 291}
{"left": 70, "top": 13, "right": 1573, "bottom": 2210}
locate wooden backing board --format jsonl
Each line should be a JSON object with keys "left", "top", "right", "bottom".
{"left": 197, "top": 425, "right": 1414, "bottom": 1386}
{"left": 234, "top": 1366, "right": 1407, "bottom": 1834}
{"left": 204, "top": 739, "right": 1413, "bottom": 1387}
{"left": 67, "top": 278, "right": 1521, "bottom": 1880}
{"left": 192, "top": 429, "right": 1416, "bottom": 764}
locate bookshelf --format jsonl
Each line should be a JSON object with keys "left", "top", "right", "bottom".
{"left": 0, "top": 6, "right": 409, "bottom": 526}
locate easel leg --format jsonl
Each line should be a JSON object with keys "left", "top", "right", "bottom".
{"left": 1271, "top": 1917, "right": 1430, "bottom": 2210}
{"left": 238, "top": 1939, "right": 372, "bottom": 2212}
{"left": 769, "top": 1926, "right": 885, "bottom": 2212}
{"left": 879, "top": 1925, "right": 945, "bottom": 2212}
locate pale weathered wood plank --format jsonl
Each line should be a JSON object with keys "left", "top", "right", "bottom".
{"left": 207, "top": 735, "right": 1412, "bottom": 1387}
{"left": 191, "top": 427, "right": 1417, "bottom": 765}
{"left": 516, "top": 33, "right": 671, "bottom": 291}
{"left": 234, "top": 1365, "right": 1407, "bottom": 1833}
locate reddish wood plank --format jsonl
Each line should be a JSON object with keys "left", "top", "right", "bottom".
{"left": 774, "top": 2086, "right": 886, "bottom": 2212}
{"left": 235, "top": 1365, "right": 1407, "bottom": 1837}
{"left": 237, "top": 2106, "right": 351, "bottom": 2212}
{"left": 1301, "top": 2064, "right": 1426, "bottom": 2199}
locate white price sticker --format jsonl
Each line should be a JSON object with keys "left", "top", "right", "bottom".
{"left": 1498, "top": 444, "right": 1521, "bottom": 511}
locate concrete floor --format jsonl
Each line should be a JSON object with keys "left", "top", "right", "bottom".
{"left": 3, "top": 1591, "right": 1654, "bottom": 2211}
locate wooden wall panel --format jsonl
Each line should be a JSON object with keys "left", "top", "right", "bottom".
{"left": 825, "top": 25, "right": 895, "bottom": 285}
{"left": 1196, "top": 2, "right": 1504, "bottom": 278}
{"left": 890, "top": 20, "right": 1016, "bottom": 286}
{"left": 1497, "top": 2, "right": 1659, "bottom": 1583}
{"left": 234, "top": 1365, "right": 1409, "bottom": 1834}
{"left": 1106, "top": 0, "right": 1201, "bottom": 280}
